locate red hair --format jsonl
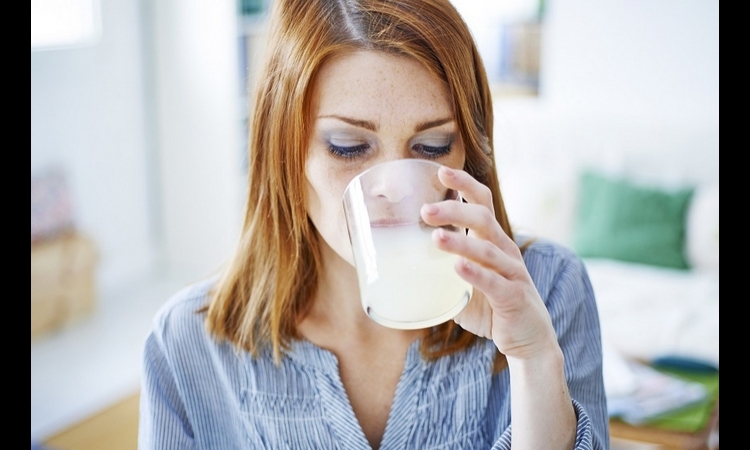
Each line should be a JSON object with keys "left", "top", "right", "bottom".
{"left": 206, "top": 0, "right": 511, "bottom": 371}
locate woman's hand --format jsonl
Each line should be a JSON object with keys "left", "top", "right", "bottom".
{"left": 421, "top": 166, "right": 578, "bottom": 449}
{"left": 420, "top": 166, "right": 558, "bottom": 360}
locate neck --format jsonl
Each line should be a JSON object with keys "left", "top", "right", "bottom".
{"left": 309, "top": 240, "right": 371, "bottom": 329}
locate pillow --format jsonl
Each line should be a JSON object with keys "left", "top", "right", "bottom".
{"left": 685, "top": 183, "right": 719, "bottom": 273}
{"left": 573, "top": 171, "right": 694, "bottom": 269}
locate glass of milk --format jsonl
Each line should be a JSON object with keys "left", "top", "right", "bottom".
{"left": 342, "top": 159, "right": 472, "bottom": 329}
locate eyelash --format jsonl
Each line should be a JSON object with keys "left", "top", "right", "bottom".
{"left": 412, "top": 143, "right": 453, "bottom": 159}
{"left": 327, "top": 143, "right": 453, "bottom": 160}
{"left": 328, "top": 143, "right": 371, "bottom": 159}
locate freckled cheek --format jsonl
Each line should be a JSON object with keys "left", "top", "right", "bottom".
{"left": 305, "top": 163, "right": 355, "bottom": 239}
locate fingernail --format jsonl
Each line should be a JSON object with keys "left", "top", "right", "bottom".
{"left": 441, "top": 166, "right": 455, "bottom": 177}
{"left": 436, "top": 228, "right": 449, "bottom": 242}
{"left": 422, "top": 204, "right": 439, "bottom": 215}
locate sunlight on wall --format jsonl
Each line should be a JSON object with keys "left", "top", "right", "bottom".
{"left": 31, "top": 0, "right": 102, "bottom": 50}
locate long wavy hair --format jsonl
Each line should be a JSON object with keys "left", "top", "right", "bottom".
{"left": 206, "top": 0, "right": 512, "bottom": 371}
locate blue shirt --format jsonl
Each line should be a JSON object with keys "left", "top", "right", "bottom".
{"left": 139, "top": 238, "right": 609, "bottom": 449}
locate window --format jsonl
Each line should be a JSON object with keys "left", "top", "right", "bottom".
{"left": 31, "top": 0, "right": 102, "bottom": 51}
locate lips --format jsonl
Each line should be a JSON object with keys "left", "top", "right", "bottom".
{"left": 369, "top": 218, "right": 419, "bottom": 227}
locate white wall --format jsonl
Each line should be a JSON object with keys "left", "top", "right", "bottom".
{"left": 542, "top": 0, "right": 719, "bottom": 125}
{"left": 491, "top": 0, "right": 720, "bottom": 245}
{"left": 31, "top": 0, "right": 719, "bottom": 289}
{"left": 151, "top": 0, "right": 245, "bottom": 279}
{"left": 31, "top": 0, "right": 246, "bottom": 294}
{"left": 31, "top": 0, "right": 157, "bottom": 292}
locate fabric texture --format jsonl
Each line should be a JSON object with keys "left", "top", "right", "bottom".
{"left": 573, "top": 171, "right": 694, "bottom": 269}
{"left": 685, "top": 183, "right": 719, "bottom": 273}
{"left": 138, "top": 237, "right": 609, "bottom": 449}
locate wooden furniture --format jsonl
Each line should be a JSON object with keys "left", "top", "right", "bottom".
{"left": 31, "top": 232, "right": 99, "bottom": 338}
{"left": 610, "top": 399, "right": 719, "bottom": 450}
{"left": 42, "top": 391, "right": 140, "bottom": 450}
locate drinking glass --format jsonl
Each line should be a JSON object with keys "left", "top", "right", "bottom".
{"left": 342, "top": 158, "right": 472, "bottom": 329}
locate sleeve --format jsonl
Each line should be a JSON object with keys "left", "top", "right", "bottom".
{"left": 546, "top": 253, "right": 610, "bottom": 449}
{"left": 489, "top": 399, "right": 599, "bottom": 450}
{"left": 138, "top": 329, "right": 197, "bottom": 450}
{"left": 489, "top": 251, "right": 610, "bottom": 450}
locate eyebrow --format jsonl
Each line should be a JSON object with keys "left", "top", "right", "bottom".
{"left": 414, "top": 117, "right": 454, "bottom": 132}
{"left": 318, "top": 115, "right": 454, "bottom": 132}
{"left": 319, "top": 115, "right": 377, "bottom": 131}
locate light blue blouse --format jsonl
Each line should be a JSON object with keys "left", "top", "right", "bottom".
{"left": 139, "top": 238, "right": 609, "bottom": 449}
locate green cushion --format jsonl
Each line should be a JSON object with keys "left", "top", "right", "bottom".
{"left": 573, "top": 171, "right": 694, "bottom": 269}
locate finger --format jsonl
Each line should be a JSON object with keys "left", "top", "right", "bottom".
{"left": 422, "top": 201, "right": 499, "bottom": 241}
{"left": 421, "top": 200, "right": 520, "bottom": 256}
{"left": 437, "top": 166, "right": 494, "bottom": 211}
{"left": 433, "top": 228, "right": 522, "bottom": 276}
{"left": 434, "top": 166, "right": 517, "bottom": 253}
{"left": 454, "top": 257, "right": 512, "bottom": 305}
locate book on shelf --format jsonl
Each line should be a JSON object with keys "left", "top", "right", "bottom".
{"left": 603, "top": 345, "right": 719, "bottom": 431}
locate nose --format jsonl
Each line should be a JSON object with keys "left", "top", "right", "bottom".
{"left": 365, "top": 159, "right": 416, "bottom": 204}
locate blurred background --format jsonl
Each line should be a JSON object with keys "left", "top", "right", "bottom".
{"left": 31, "top": 0, "right": 718, "bottom": 448}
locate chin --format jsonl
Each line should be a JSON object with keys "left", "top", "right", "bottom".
{"left": 317, "top": 231, "right": 357, "bottom": 267}
{"left": 336, "top": 245, "right": 356, "bottom": 267}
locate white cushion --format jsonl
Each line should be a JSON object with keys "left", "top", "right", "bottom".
{"left": 500, "top": 165, "right": 578, "bottom": 247}
{"left": 585, "top": 258, "right": 719, "bottom": 368}
{"left": 685, "top": 183, "right": 719, "bottom": 273}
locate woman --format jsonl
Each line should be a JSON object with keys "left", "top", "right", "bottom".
{"left": 139, "top": 0, "right": 609, "bottom": 449}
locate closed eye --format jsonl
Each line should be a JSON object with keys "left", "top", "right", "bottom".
{"left": 412, "top": 143, "right": 452, "bottom": 159}
{"left": 328, "top": 143, "right": 371, "bottom": 159}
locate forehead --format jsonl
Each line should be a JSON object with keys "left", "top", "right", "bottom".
{"left": 309, "top": 50, "right": 453, "bottom": 123}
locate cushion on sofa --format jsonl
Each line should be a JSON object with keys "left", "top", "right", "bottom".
{"left": 685, "top": 183, "right": 719, "bottom": 274}
{"left": 586, "top": 258, "right": 719, "bottom": 368}
{"left": 572, "top": 170, "right": 694, "bottom": 269}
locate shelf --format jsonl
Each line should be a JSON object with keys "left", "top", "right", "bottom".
{"left": 30, "top": 271, "right": 193, "bottom": 442}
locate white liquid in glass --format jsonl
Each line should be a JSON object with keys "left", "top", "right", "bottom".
{"left": 355, "top": 223, "right": 472, "bottom": 328}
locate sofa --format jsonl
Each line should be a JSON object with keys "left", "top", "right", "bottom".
{"left": 492, "top": 101, "right": 720, "bottom": 377}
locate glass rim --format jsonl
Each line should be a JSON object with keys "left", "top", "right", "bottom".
{"left": 341, "top": 158, "right": 446, "bottom": 202}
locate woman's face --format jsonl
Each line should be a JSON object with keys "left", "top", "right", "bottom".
{"left": 305, "top": 50, "right": 466, "bottom": 265}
